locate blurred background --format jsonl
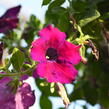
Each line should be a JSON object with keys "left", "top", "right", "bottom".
{"left": 0, "top": 0, "right": 109, "bottom": 109}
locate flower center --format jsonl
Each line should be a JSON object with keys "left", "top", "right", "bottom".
{"left": 46, "top": 48, "right": 58, "bottom": 60}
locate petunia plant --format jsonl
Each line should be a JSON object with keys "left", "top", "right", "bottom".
{"left": 0, "top": 0, "right": 109, "bottom": 109}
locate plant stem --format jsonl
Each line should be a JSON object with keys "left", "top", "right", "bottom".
{"left": 0, "top": 65, "right": 35, "bottom": 77}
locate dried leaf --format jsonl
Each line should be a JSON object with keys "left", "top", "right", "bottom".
{"left": 87, "top": 40, "right": 99, "bottom": 60}
{"left": 56, "top": 82, "right": 70, "bottom": 108}
{"left": 81, "top": 57, "right": 87, "bottom": 64}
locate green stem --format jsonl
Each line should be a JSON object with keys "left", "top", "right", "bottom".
{"left": 0, "top": 65, "right": 36, "bottom": 77}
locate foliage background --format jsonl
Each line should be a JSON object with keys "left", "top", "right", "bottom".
{"left": 0, "top": 0, "right": 109, "bottom": 109}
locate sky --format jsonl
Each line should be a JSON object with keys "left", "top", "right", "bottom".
{"left": 0, "top": 0, "right": 100, "bottom": 109}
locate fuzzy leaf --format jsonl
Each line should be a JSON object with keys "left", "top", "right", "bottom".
{"left": 79, "top": 10, "right": 100, "bottom": 27}
{"left": 40, "top": 95, "right": 52, "bottom": 109}
{"left": 11, "top": 48, "right": 24, "bottom": 71}
{"left": 56, "top": 82, "right": 70, "bottom": 108}
{"left": 42, "top": 0, "right": 52, "bottom": 6}
{"left": 48, "top": 0, "right": 65, "bottom": 10}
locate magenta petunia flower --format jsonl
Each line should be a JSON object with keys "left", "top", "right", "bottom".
{"left": 0, "top": 5, "right": 21, "bottom": 33}
{"left": 0, "top": 76, "right": 35, "bottom": 109}
{"left": 15, "top": 83, "right": 35, "bottom": 109}
{"left": 31, "top": 25, "right": 81, "bottom": 83}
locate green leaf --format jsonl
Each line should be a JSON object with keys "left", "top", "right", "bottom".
{"left": 83, "top": 105, "right": 87, "bottom": 109}
{"left": 11, "top": 48, "right": 24, "bottom": 72}
{"left": 79, "top": 10, "right": 100, "bottom": 27}
{"left": 99, "top": 88, "right": 109, "bottom": 108}
{"left": 45, "top": 7, "right": 66, "bottom": 25}
{"left": 48, "top": 0, "right": 65, "bottom": 10}
{"left": 57, "top": 11, "right": 70, "bottom": 32}
{"left": 42, "top": 0, "right": 52, "bottom": 6}
{"left": 71, "top": 0, "right": 88, "bottom": 12}
{"left": 83, "top": 81, "right": 98, "bottom": 105}
{"left": 40, "top": 95, "right": 52, "bottom": 109}
{"left": 69, "top": 86, "right": 84, "bottom": 101}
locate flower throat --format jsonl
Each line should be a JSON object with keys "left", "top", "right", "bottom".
{"left": 46, "top": 48, "right": 58, "bottom": 60}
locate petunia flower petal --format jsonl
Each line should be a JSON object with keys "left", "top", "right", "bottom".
{"left": 0, "top": 76, "right": 35, "bottom": 109}
{"left": 58, "top": 41, "right": 81, "bottom": 65}
{"left": 1, "top": 5, "right": 21, "bottom": 19}
{"left": 20, "top": 74, "right": 29, "bottom": 81}
{"left": 0, "top": 5, "right": 21, "bottom": 33}
{"left": 15, "top": 83, "right": 35, "bottom": 109}
{"left": 35, "top": 61, "right": 78, "bottom": 83}
{"left": 31, "top": 38, "right": 47, "bottom": 62}
{"left": 0, "top": 18, "right": 19, "bottom": 33}
{"left": 38, "top": 25, "right": 66, "bottom": 48}
{"left": 0, "top": 77, "right": 15, "bottom": 109}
